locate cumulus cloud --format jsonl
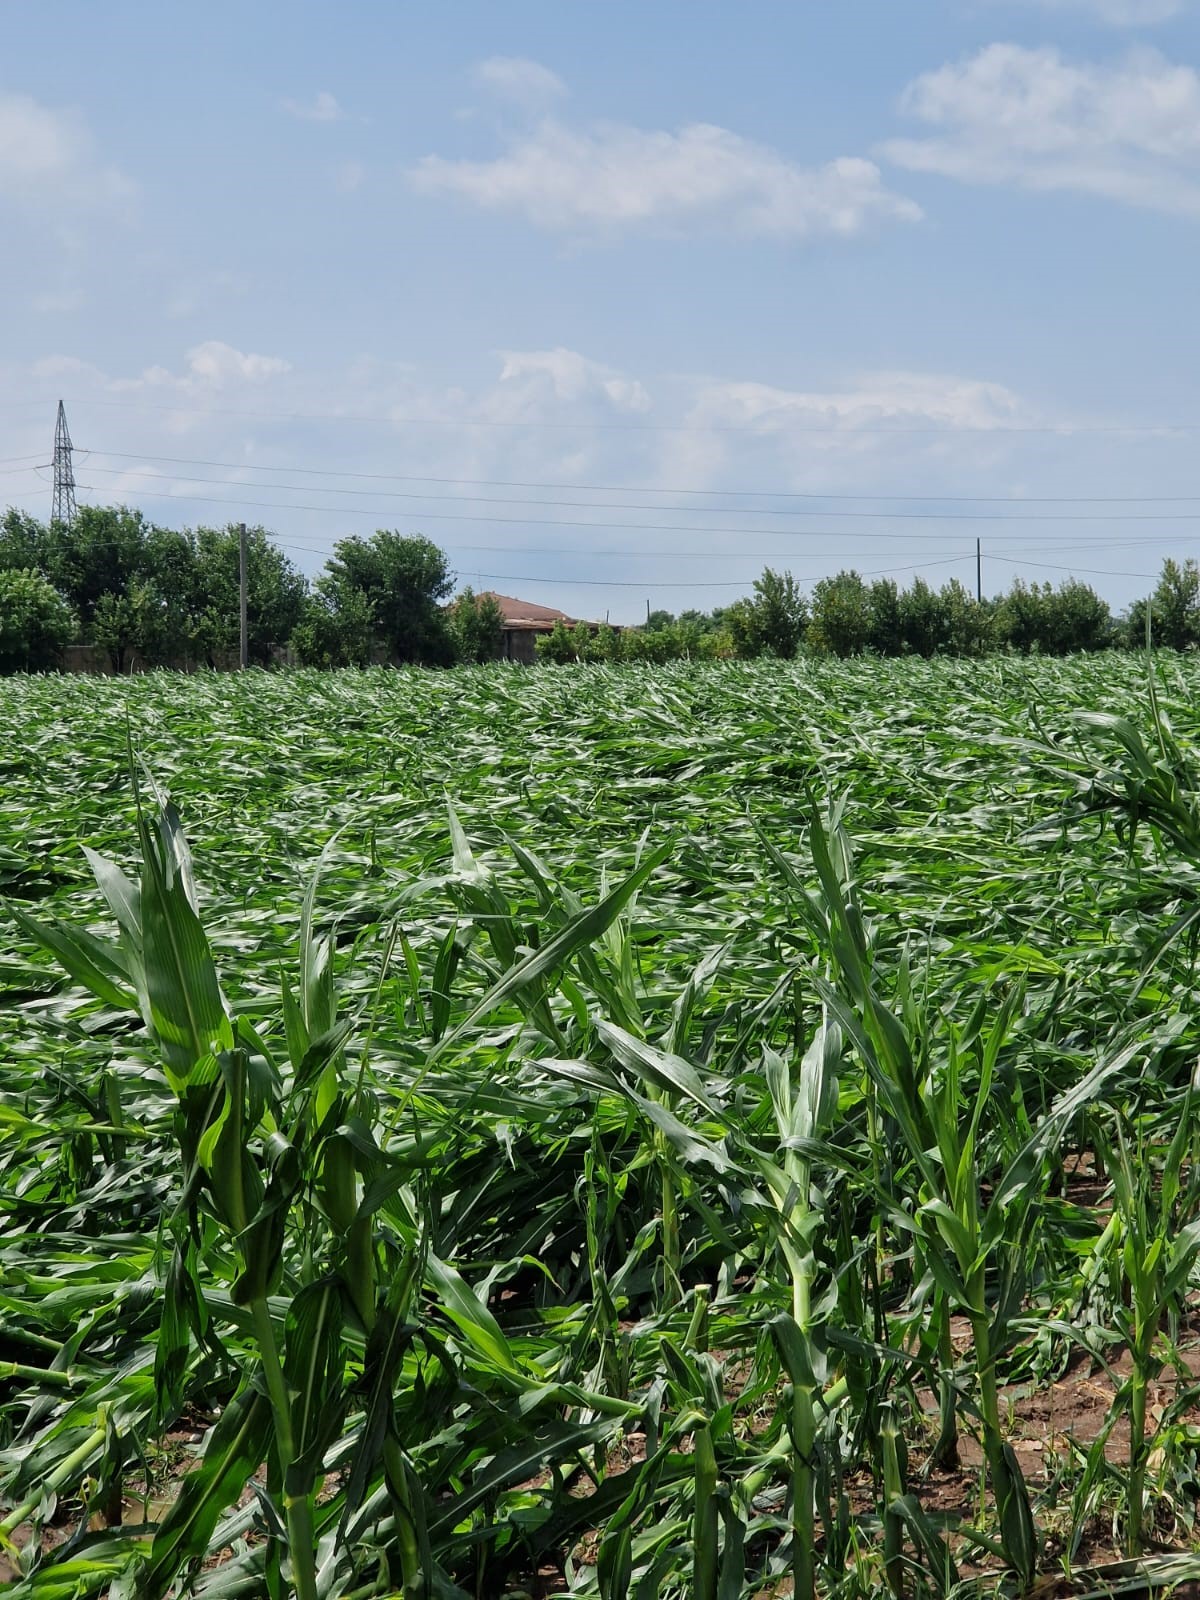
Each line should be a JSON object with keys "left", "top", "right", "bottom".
{"left": 882, "top": 44, "right": 1200, "bottom": 215}
{"left": 479, "top": 348, "right": 652, "bottom": 419}
{"left": 410, "top": 116, "right": 920, "bottom": 239}
{"left": 282, "top": 90, "right": 342, "bottom": 123}
{"left": 185, "top": 341, "right": 291, "bottom": 385}
{"left": 89, "top": 341, "right": 292, "bottom": 402}
{"left": 686, "top": 370, "right": 1027, "bottom": 437}
{"left": 0, "top": 91, "right": 132, "bottom": 207}
{"left": 474, "top": 56, "right": 567, "bottom": 109}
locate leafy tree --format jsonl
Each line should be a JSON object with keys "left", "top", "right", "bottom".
{"left": 867, "top": 578, "right": 904, "bottom": 655}
{"left": 571, "top": 621, "right": 592, "bottom": 660}
{"left": 582, "top": 621, "right": 620, "bottom": 663}
{"left": 1127, "top": 559, "right": 1200, "bottom": 652}
{"left": 291, "top": 582, "right": 376, "bottom": 668}
{"left": 91, "top": 590, "right": 141, "bottom": 673}
{"left": 724, "top": 599, "right": 765, "bottom": 659}
{"left": 939, "top": 578, "right": 993, "bottom": 657}
{"left": 808, "top": 571, "right": 871, "bottom": 657}
{"left": 995, "top": 580, "right": 1052, "bottom": 654}
{"left": 96, "top": 572, "right": 199, "bottom": 671}
{"left": 192, "top": 526, "right": 308, "bottom": 666}
{"left": 899, "top": 577, "right": 949, "bottom": 657}
{"left": 449, "top": 587, "right": 504, "bottom": 664}
{"left": 0, "top": 509, "right": 51, "bottom": 572}
{"left": 995, "top": 578, "right": 1109, "bottom": 656}
{"left": 535, "top": 619, "right": 577, "bottom": 664}
{"left": 0, "top": 568, "right": 75, "bottom": 673}
{"left": 750, "top": 568, "right": 808, "bottom": 658}
{"left": 44, "top": 506, "right": 157, "bottom": 630}
{"left": 680, "top": 606, "right": 726, "bottom": 636}
{"left": 1044, "top": 579, "right": 1112, "bottom": 653}
{"left": 645, "top": 608, "right": 675, "bottom": 633}
{"left": 325, "top": 531, "right": 453, "bottom": 665}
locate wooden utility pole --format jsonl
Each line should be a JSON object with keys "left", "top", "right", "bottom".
{"left": 239, "top": 522, "right": 249, "bottom": 669}
{"left": 976, "top": 537, "right": 982, "bottom": 604}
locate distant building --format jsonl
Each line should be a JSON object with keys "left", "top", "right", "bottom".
{"left": 481, "top": 591, "right": 598, "bottom": 664}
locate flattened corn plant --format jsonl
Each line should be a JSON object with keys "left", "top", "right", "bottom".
{"left": 3, "top": 655, "right": 1200, "bottom": 1597}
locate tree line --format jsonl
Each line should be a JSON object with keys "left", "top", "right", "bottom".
{"left": 1, "top": 503, "right": 1198, "bottom": 672}
{"left": 0, "top": 508, "right": 497, "bottom": 672}
{"left": 541, "top": 562, "right": 1200, "bottom": 662}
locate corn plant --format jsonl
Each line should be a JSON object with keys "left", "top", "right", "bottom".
{"left": 10, "top": 656, "right": 1200, "bottom": 1596}
{"left": 1087, "top": 1098, "right": 1200, "bottom": 1554}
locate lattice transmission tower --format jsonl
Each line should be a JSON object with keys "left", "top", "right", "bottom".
{"left": 52, "top": 400, "right": 77, "bottom": 527}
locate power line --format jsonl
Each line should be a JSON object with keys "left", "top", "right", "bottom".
{"left": 434, "top": 556, "right": 977, "bottom": 590}
{"left": 78, "top": 448, "right": 1200, "bottom": 505}
{"left": 66, "top": 479, "right": 1200, "bottom": 545}
{"left": 988, "top": 553, "right": 1157, "bottom": 580}
{"left": 69, "top": 461, "right": 1200, "bottom": 522}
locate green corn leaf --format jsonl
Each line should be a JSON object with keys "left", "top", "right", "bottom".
{"left": 8, "top": 905, "right": 138, "bottom": 1011}
{"left": 425, "top": 1252, "right": 521, "bottom": 1376}
{"left": 138, "top": 1386, "right": 272, "bottom": 1600}
{"left": 427, "top": 840, "right": 672, "bottom": 1062}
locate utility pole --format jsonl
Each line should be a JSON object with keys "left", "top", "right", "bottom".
{"left": 976, "top": 537, "right": 982, "bottom": 604}
{"left": 51, "top": 401, "right": 77, "bottom": 527}
{"left": 238, "top": 522, "right": 249, "bottom": 669}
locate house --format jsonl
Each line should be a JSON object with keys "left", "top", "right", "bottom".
{"left": 481, "top": 592, "right": 585, "bottom": 664}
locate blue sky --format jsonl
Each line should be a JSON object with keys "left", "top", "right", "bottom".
{"left": 4, "top": 0, "right": 1200, "bottom": 621}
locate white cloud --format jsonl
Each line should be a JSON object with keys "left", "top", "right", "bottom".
{"left": 482, "top": 348, "right": 652, "bottom": 419}
{"left": 84, "top": 341, "right": 291, "bottom": 400}
{"left": 474, "top": 56, "right": 567, "bottom": 109}
{"left": 185, "top": 341, "right": 291, "bottom": 385}
{"left": 882, "top": 43, "right": 1200, "bottom": 215}
{"left": 686, "top": 370, "right": 1027, "bottom": 435}
{"left": 410, "top": 116, "right": 920, "bottom": 239}
{"left": 0, "top": 91, "right": 132, "bottom": 207}
{"left": 27, "top": 345, "right": 1174, "bottom": 621}
{"left": 282, "top": 90, "right": 342, "bottom": 123}
{"left": 1005, "top": 0, "right": 1186, "bottom": 22}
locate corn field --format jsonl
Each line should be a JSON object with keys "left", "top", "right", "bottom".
{"left": 5, "top": 655, "right": 1200, "bottom": 1600}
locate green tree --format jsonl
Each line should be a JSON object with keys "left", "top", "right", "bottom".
{"left": 995, "top": 580, "right": 1052, "bottom": 654}
{"left": 43, "top": 506, "right": 157, "bottom": 631}
{"left": 1133, "top": 559, "right": 1200, "bottom": 651}
{"left": 571, "top": 621, "right": 592, "bottom": 660}
{"left": 0, "top": 569, "right": 75, "bottom": 673}
{"left": 808, "top": 571, "right": 871, "bottom": 657}
{"left": 193, "top": 526, "right": 308, "bottom": 666}
{"left": 0, "top": 509, "right": 51, "bottom": 573}
{"left": 582, "top": 621, "right": 619, "bottom": 663}
{"left": 867, "top": 578, "right": 904, "bottom": 655}
{"left": 724, "top": 598, "right": 765, "bottom": 659}
{"left": 940, "top": 578, "right": 993, "bottom": 656}
{"left": 535, "top": 619, "right": 577, "bottom": 664}
{"left": 291, "top": 582, "right": 376, "bottom": 668}
{"left": 899, "top": 577, "right": 950, "bottom": 657}
{"left": 750, "top": 568, "right": 808, "bottom": 658}
{"left": 325, "top": 532, "right": 453, "bottom": 664}
{"left": 1045, "top": 579, "right": 1112, "bottom": 653}
{"left": 448, "top": 587, "right": 505, "bottom": 664}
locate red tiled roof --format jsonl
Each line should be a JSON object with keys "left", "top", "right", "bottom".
{"left": 481, "top": 591, "right": 577, "bottom": 627}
